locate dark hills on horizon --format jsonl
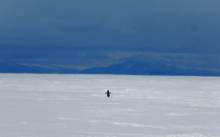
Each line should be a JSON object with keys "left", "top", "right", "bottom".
{"left": 1, "top": 61, "right": 220, "bottom": 76}
{"left": 0, "top": 62, "right": 78, "bottom": 74}
{"left": 80, "top": 61, "right": 220, "bottom": 76}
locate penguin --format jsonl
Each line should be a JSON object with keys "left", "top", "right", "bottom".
{"left": 105, "top": 89, "right": 111, "bottom": 98}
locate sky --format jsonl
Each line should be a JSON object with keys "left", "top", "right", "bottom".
{"left": 1, "top": 0, "right": 220, "bottom": 71}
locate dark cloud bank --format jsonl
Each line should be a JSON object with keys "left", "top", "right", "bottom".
{"left": 1, "top": 0, "right": 220, "bottom": 76}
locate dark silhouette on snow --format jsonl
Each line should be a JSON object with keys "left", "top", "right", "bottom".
{"left": 105, "top": 89, "right": 111, "bottom": 97}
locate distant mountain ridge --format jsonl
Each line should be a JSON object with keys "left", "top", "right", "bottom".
{"left": 1, "top": 61, "right": 220, "bottom": 76}
{"left": 80, "top": 61, "right": 220, "bottom": 76}
{"left": 0, "top": 62, "right": 78, "bottom": 74}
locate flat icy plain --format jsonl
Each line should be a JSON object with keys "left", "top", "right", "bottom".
{"left": 0, "top": 74, "right": 220, "bottom": 137}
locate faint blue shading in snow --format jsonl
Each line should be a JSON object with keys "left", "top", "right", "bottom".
{"left": 0, "top": 74, "right": 220, "bottom": 137}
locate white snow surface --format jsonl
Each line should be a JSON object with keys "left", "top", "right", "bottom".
{"left": 0, "top": 74, "right": 220, "bottom": 137}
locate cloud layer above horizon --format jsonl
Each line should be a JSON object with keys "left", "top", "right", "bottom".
{"left": 1, "top": 0, "right": 220, "bottom": 70}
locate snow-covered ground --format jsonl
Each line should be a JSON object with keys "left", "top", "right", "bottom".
{"left": 0, "top": 74, "right": 220, "bottom": 137}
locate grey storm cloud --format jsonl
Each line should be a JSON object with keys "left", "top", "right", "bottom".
{"left": 1, "top": 0, "right": 220, "bottom": 53}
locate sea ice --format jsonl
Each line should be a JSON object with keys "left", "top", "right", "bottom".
{"left": 0, "top": 74, "right": 220, "bottom": 137}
